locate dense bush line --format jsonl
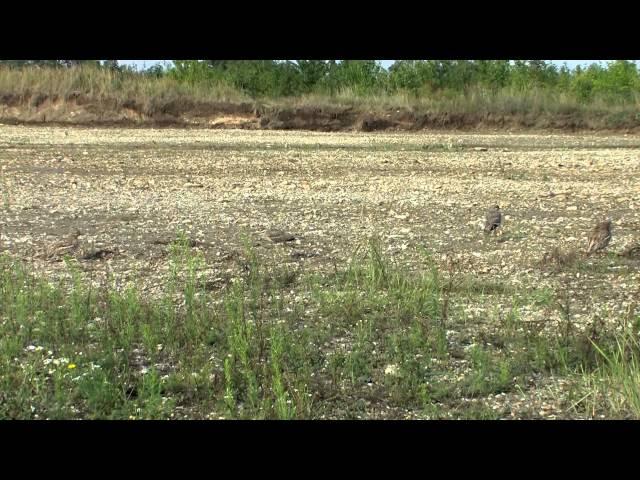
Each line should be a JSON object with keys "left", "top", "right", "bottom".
{"left": 2, "top": 60, "right": 639, "bottom": 104}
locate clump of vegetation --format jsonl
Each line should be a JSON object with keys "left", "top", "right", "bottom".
{"left": 1, "top": 60, "right": 639, "bottom": 129}
{"left": 540, "top": 246, "right": 579, "bottom": 271}
{"left": 1, "top": 234, "right": 638, "bottom": 419}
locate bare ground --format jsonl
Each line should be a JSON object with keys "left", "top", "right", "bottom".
{"left": 1, "top": 124, "right": 640, "bottom": 418}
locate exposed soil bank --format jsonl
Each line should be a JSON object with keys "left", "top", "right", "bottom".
{"left": 1, "top": 93, "right": 639, "bottom": 133}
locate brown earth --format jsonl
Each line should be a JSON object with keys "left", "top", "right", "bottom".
{"left": 1, "top": 93, "right": 639, "bottom": 133}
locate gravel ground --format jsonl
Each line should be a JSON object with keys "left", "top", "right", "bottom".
{"left": 1, "top": 124, "right": 639, "bottom": 418}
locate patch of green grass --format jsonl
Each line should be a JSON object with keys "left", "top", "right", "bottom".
{"left": 571, "top": 323, "right": 640, "bottom": 419}
{"left": 454, "top": 403, "right": 503, "bottom": 420}
{"left": 456, "top": 276, "right": 515, "bottom": 296}
{"left": 461, "top": 346, "right": 513, "bottom": 397}
{"left": 0, "top": 233, "right": 637, "bottom": 419}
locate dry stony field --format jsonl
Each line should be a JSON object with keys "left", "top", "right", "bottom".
{"left": 1, "top": 124, "right": 639, "bottom": 420}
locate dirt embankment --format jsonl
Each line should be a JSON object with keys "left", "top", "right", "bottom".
{"left": 1, "top": 92, "right": 638, "bottom": 132}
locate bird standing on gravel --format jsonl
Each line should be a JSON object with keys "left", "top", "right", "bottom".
{"left": 586, "top": 219, "right": 612, "bottom": 255}
{"left": 484, "top": 205, "right": 503, "bottom": 234}
{"left": 43, "top": 229, "right": 82, "bottom": 260}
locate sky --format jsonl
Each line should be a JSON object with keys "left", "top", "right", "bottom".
{"left": 118, "top": 60, "right": 617, "bottom": 71}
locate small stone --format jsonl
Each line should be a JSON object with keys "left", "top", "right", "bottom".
{"left": 384, "top": 364, "right": 399, "bottom": 376}
{"left": 266, "top": 230, "right": 296, "bottom": 243}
